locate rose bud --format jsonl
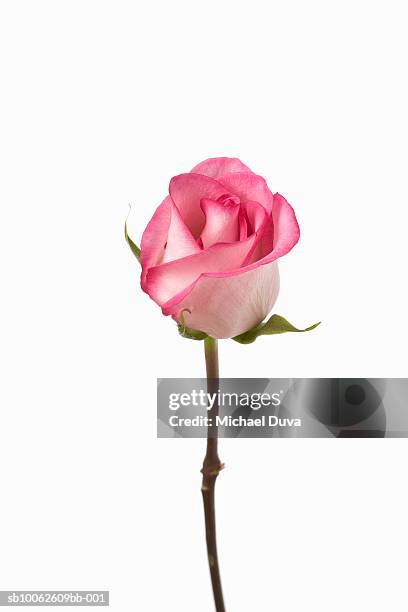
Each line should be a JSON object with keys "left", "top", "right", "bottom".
{"left": 139, "top": 157, "right": 300, "bottom": 339}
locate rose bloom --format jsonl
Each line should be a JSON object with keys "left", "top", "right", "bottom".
{"left": 140, "top": 157, "right": 300, "bottom": 339}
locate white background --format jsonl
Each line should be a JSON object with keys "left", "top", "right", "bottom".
{"left": 1, "top": 1, "right": 408, "bottom": 610}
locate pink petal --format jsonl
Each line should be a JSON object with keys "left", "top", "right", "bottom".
{"left": 217, "top": 172, "right": 274, "bottom": 213}
{"left": 169, "top": 173, "right": 229, "bottom": 237}
{"left": 239, "top": 192, "right": 299, "bottom": 266}
{"left": 239, "top": 193, "right": 299, "bottom": 264}
{"left": 240, "top": 203, "right": 270, "bottom": 265}
{"left": 140, "top": 196, "right": 172, "bottom": 289}
{"left": 200, "top": 198, "right": 240, "bottom": 248}
{"left": 190, "top": 157, "right": 254, "bottom": 178}
{"left": 244, "top": 200, "right": 267, "bottom": 233}
{"left": 145, "top": 234, "right": 258, "bottom": 305}
{"left": 168, "top": 262, "right": 280, "bottom": 339}
{"left": 270, "top": 193, "right": 300, "bottom": 258}
{"left": 159, "top": 193, "right": 299, "bottom": 323}
{"left": 239, "top": 210, "right": 248, "bottom": 240}
{"left": 162, "top": 202, "right": 201, "bottom": 264}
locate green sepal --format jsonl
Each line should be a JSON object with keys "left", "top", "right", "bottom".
{"left": 177, "top": 311, "right": 208, "bottom": 341}
{"left": 124, "top": 221, "right": 141, "bottom": 263}
{"left": 232, "top": 314, "right": 321, "bottom": 344}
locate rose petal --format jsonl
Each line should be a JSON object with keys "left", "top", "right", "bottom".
{"left": 159, "top": 193, "right": 299, "bottom": 323}
{"left": 244, "top": 200, "right": 267, "bottom": 234}
{"left": 145, "top": 234, "right": 258, "bottom": 305}
{"left": 270, "top": 193, "right": 300, "bottom": 258}
{"left": 200, "top": 198, "right": 240, "bottom": 248}
{"left": 240, "top": 202, "right": 270, "bottom": 264}
{"left": 240, "top": 193, "right": 299, "bottom": 265}
{"left": 239, "top": 209, "right": 248, "bottom": 240}
{"left": 140, "top": 196, "right": 172, "bottom": 288}
{"left": 169, "top": 173, "right": 229, "bottom": 237}
{"left": 162, "top": 202, "right": 201, "bottom": 263}
{"left": 217, "top": 172, "right": 274, "bottom": 213}
{"left": 190, "top": 157, "right": 254, "bottom": 178}
{"left": 168, "top": 262, "right": 280, "bottom": 339}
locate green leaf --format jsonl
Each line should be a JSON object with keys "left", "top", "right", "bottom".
{"left": 232, "top": 314, "right": 321, "bottom": 344}
{"left": 177, "top": 310, "right": 208, "bottom": 341}
{"left": 124, "top": 221, "right": 141, "bottom": 263}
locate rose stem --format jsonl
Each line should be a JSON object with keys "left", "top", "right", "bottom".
{"left": 201, "top": 336, "right": 226, "bottom": 612}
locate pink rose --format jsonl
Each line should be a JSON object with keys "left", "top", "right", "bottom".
{"left": 140, "top": 157, "right": 300, "bottom": 339}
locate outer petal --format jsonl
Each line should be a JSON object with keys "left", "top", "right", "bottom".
{"left": 200, "top": 198, "right": 240, "bottom": 248}
{"left": 217, "top": 173, "right": 274, "bottom": 213}
{"left": 146, "top": 234, "right": 258, "bottom": 305}
{"left": 168, "top": 262, "right": 280, "bottom": 339}
{"left": 140, "top": 196, "right": 172, "bottom": 289}
{"left": 270, "top": 193, "right": 300, "bottom": 258}
{"left": 191, "top": 157, "right": 254, "bottom": 178}
{"left": 169, "top": 173, "right": 229, "bottom": 237}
